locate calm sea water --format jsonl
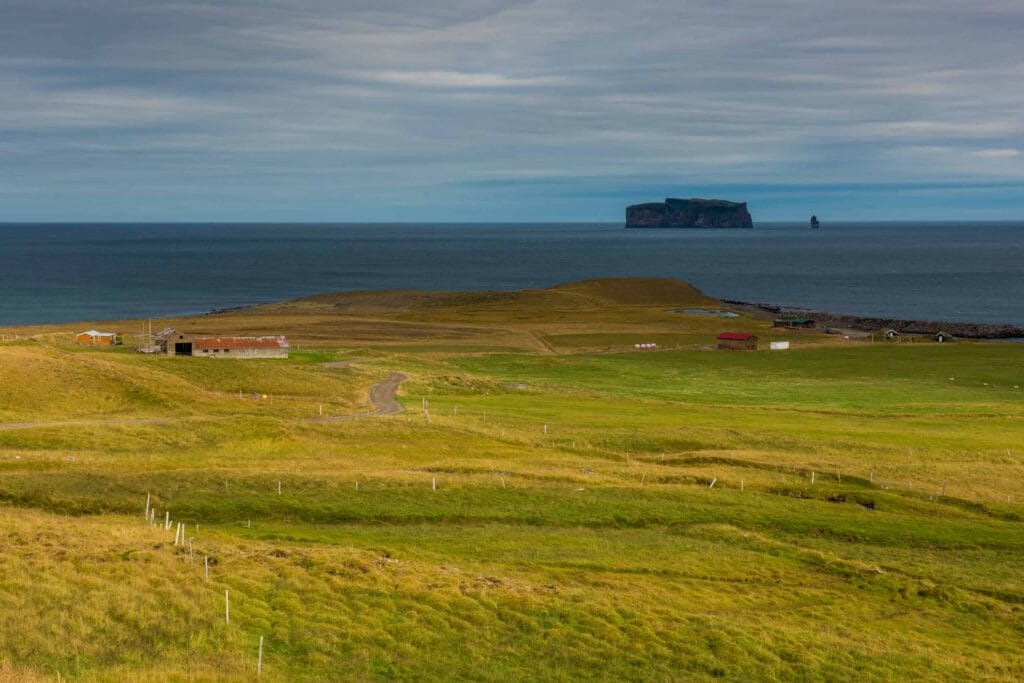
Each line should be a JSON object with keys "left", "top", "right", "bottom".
{"left": 1, "top": 222, "right": 1022, "bottom": 326}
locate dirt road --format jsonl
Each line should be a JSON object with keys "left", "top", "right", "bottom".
{"left": 308, "top": 371, "right": 407, "bottom": 422}
{"left": 366, "top": 372, "right": 407, "bottom": 416}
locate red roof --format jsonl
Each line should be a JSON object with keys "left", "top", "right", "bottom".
{"left": 194, "top": 336, "right": 289, "bottom": 350}
{"left": 717, "top": 332, "right": 755, "bottom": 341}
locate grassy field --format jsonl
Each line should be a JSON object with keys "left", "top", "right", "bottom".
{"left": 0, "top": 278, "right": 1022, "bottom": 681}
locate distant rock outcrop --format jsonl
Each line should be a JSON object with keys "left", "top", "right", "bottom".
{"left": 626, "top": 198, "right": 753, "bottom": 229}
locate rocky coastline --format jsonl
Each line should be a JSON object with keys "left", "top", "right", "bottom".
{"left": 724, "top": 300, "right": 1024, "bottom": 340}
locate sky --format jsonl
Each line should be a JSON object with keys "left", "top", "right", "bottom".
{"left": 2, "top": 0, "right": 1023, "bottom": 222}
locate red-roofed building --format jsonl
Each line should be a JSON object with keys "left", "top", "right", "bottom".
{"left": 161, "top": 332, "right": 289, "bottom": 358}
{"left": 717, "top": 332, "right": 758, "bottom": 350}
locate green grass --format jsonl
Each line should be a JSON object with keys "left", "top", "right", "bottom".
{"left": 0, "top": 280, "right": 1022, "bottom": 681}
{"left": 450, "top": 345, "right": 1024, "bottom": 411}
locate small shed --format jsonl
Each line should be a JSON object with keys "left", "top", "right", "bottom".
{"left": 773, "top": 317, "right": 815, "bottom": 329}
{"left": 717, "top": 332, "right": 758, "bottom": 350}
{"left": 884, "top": 329, "right": 900, "bottom": 341}
{"left": 935, "top": 331, "right": 950, "bottom": 343}
{"left": 76, "top": 330, "right": 120, "bottom": 346}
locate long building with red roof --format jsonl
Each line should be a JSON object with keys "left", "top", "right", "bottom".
{"left": 156, "top": 329, "right": 289, "bottom": 358}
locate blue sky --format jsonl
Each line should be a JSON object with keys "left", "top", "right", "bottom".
{"left": 2, "top": 1, "right": 1023, "bottom": 222}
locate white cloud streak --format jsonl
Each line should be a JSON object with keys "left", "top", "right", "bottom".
{"left": 974, "top": 148, "right": 1020, "bottom": 159}
{"left": 355, "top": 70, "right": 568, "bottom": 88}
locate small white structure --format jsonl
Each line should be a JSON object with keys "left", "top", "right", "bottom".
{"left": 769, "top": 341, "right": 790, "bottom": 351}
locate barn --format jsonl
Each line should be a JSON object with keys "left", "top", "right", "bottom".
{"left": 156, "top": 330, "right": 197, "bottom": 356}
{"left": 193, "top": 336, "right": 289, "bottom": 359}
{"left": 717, "top": 332, "right": 758, "bottom": 350}
{"left": 76, "top": 330, "right": 120, "bottom": 346}
{"left": 153, "top": 329, "right": 289, "bottom": 358}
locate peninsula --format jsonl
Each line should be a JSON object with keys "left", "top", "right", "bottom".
{"left": 1, "top": 278, "right": 1023, "bottom": 681}
{"left": 626, "top": 197, "right": 753, "bottom": 228}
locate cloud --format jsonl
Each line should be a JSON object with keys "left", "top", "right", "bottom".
{"left": 0, "top": 0, "right": 1022, "bottom": 220}
{"left": 848, "top": 120, "right": 1020, "bottom": 140}
{"left": 355, "top": 70, "right": 567, "bottom": 88}
{"left": 974, "top": 148, "right": 1021, "bottom": 159}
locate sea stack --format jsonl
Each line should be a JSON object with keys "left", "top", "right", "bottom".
{"left": 810, "top": 215, "right": 820, "bottom": 229}
{"left": 625, "top": 198, "right": 753, "bottom": 229}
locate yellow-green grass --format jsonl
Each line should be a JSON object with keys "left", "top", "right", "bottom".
{"left": 0, "top": 279, "right": 1022, "bottom": 681}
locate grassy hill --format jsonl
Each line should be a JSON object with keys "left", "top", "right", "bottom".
{"left": 1, "top": 279, "right": 1022, "bottom": 680}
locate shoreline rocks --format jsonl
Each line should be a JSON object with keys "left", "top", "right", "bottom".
{"left": 723, "top": 300, "right": 1024, "bottom": 339}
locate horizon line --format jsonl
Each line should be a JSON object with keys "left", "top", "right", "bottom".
{"left": 2, "top": 219, "right": 1023, "bottom": 226}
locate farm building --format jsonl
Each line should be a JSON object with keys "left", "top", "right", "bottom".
{"left": 76, "top": 330, "right": 121, "bottom": 346}
{"left": 717, "top": 332, "right": 758, "bottom": 350}
{"left": 153, "top": 329, "right": 289, "bottom": 358}
{"left": 151, "top": 328, "right": 184, "bottom": 354}
{"left": 193, "top": 336, "right": 289, "bottom": 358}
{"left": 773, "top": 317, "right": 815, "bottom": 329}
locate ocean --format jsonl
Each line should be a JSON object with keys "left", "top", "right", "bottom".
{"left": 1, "top": 222, "right": 1022, "bottom": 326}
